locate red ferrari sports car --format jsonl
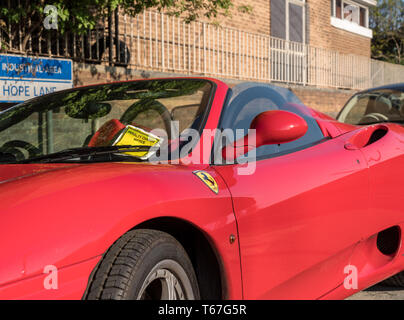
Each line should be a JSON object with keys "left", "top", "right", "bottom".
{"left": 1, "top": 77, "right": 404, "bottom": 300}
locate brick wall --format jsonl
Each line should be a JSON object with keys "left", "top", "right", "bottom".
{"left": 216, "top": 0, "right": 270, "bottom": 35}
{"left": 290, "top": 85, "right": 356, "bottom": 117}
{"left": 184, "top": 0, "right": 372, "bottom": 57}
{"left": 114, "top": 0, "right": 372, "bottom": 80}
{"left": 307, "top": 0, "right": 371, "bottom": 57}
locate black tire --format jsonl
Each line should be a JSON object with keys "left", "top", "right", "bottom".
{"left": 84, "top": 229, "right": 200, "bottom": 300}
{"left": 381, "top": 272, "right": 404, "bottom": 287}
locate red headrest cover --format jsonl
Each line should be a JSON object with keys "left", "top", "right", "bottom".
{"left": 88, "top": 119, "right": 126, "bottom": 147}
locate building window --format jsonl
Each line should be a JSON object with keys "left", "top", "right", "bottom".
{"left": 360, "top": 7, "right": 367, "bottom": 27}
{"left": 330, "top": 0, "right": 372, "bottom": 38}
{"left": 270, "top": 0, "right": 306, "bottom": 43}
{"left": 336, "top": 0, "right": 342, "bottom": 18}
{"left": 344, "top": 2, "right": 360, "bottom": 24}
{"left": 331, "top": 0, "right": 368, "bottom": 27}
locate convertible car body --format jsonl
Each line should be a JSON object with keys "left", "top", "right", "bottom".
{"left": 1, "top": 78, "right": 404, "bottom": 300}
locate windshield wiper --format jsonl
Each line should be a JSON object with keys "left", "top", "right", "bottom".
{"left": 14, "top": 145, "right": 155, "bottom": 164}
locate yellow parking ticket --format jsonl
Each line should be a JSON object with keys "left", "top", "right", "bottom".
{"left": 113, "top": 125, "right": 163, "bottom": 159}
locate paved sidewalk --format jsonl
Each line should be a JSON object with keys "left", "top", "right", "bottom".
{"left": 347, "top": 285, "right": 404, "bottom": 300}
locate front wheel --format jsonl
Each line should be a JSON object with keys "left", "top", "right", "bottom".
{"left": 85, "top": 229, "right": 200, "bottom": 300}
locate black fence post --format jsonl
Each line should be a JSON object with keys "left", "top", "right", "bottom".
{"left": 108, "top": 6, "right": 113, "bottom": 65}
{"left": 115, "top": 8, "right": 119, "bottom": 64}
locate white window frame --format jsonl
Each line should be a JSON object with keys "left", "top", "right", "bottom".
{"left": 330, "top": 0, "right": 372, "bottom": 38}
{"left": 285, "top": 0, "right": 306, "bottom": 43}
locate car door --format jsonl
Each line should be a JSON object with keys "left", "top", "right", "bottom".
{"left": 349, "top": 124, "right": 404, "bottom": 238}
{"left": 213, "top": 83, "right": 370, "bottom": 299}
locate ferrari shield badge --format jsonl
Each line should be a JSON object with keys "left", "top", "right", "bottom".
{"left": 193, "top": 171, "right": 219, "bottom": 194}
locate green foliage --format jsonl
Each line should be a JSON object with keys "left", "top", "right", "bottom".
{"left": 370, "top": 0, "right": 404, "bottom": 65}
{"left": 0, "top": 0, "right": 237, "bottom": 35}
{"left": 0, "top": 0, "right": 250, "bottom": 53}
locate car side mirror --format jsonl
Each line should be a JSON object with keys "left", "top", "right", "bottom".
{"left": 250, "top": 110, "right": 308, "bottom": 147}
{"left": 221, "top": 110, "right": 308, "bottom": 161}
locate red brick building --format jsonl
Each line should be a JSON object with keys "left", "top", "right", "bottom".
{"left": 75, "top": 0, "right": 403, "bottom": 115}
{"left": 216, "top": 0, "right": 375, "bottom": 57}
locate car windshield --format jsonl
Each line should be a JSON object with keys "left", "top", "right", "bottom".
{"left": 338, "top": 87, "right": 404, "bottom": 125}
{"left": 0, "top": 79, "right": 213, "bottom": 163}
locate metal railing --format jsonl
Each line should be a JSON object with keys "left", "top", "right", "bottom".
{"left": 2, "top": 9, "right": 404, "bottom": 90}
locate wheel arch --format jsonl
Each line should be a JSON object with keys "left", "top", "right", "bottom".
{"left": 133, "top": 217, "right": 227, "bottom": 300}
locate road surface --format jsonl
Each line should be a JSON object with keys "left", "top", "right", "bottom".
{"left": 347, "top": 285, "right": 404, "bottom": 300}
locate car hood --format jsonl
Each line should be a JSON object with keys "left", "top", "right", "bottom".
{"left": 0, "top": 161, "right": 212, "bottom": 287}
{"left": 0, "top": 161, "right": 191, "bottom": 188}
{"left": 0, "top": 162, "right": 204, "bottom": 216}
{"left": 0, "top": 163, "right": 82, "bottom": 184}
